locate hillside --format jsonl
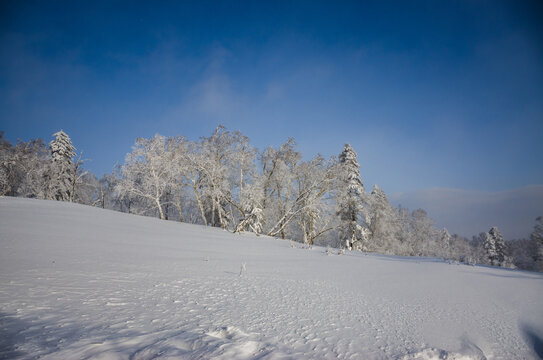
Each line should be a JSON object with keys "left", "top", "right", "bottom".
{"left": 1, "top": 197, "right": 542, "bottom": 359}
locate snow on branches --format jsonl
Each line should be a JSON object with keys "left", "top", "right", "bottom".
{"left": 336, "top": 143, "right": 369, "bottom": 250}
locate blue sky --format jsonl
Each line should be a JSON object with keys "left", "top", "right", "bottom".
{"left": 1, "top": 0, "right": 542, "bottom": 197}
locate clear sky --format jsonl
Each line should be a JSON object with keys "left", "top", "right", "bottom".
{"left": 1, "top": 0, "right": 542, "bottom": 197}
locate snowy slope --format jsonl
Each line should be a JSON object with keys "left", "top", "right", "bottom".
{"left": 1, "top": 197, "right": 542, "bottom": 360}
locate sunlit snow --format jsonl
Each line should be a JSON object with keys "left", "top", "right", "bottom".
{"left": 1, "top": 197, "right": 542, "bottom": 359}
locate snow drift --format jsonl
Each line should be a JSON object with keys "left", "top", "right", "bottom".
{"left": 1, "top": 197, "right": 542, "bottom": 359}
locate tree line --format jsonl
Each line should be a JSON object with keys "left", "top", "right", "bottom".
{"left": 1, "top": 127, "right": 542, "bottom": 272}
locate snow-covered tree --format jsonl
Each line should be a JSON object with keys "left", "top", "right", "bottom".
{"left": 235, "top": 206, "right": 264, "bottom": 234}
{"left": 12, "top": 138, "right": 52, "bottom": 199}
{"left": 367, "top": 184, "right": 398, "bottom": 253}
{"left": 0, "top": 132, "right": 14, "bottom": 196}
{"left": 73, "top": 171, "right": 99, "bottom": 205}
{"left": 155, "top": 137, "right": 191, "bottom": 222}
{"left": 336, "top": 143, "right": 369, "bottom": 250}
{"left": 235, "top": 178, "right": 265, "bottom": 235}
{"left": 259, "top": 138, "right": 301, "bottom": 238}
{"left": 94, "top": 173, "right": 120, "bottom": 209}
{"left": 116, "top": 135, "right": 180, "bottom": 220}
{"left": 437, "top": 228, "right": 452, "bottom": 260}
{"left": 392, "top": 205, "right": 415, "bottom": 256}
{"left": 194, "top": 126, "right": 247, "bottom": 229}
{"left": 482, "top": 226, "right": 513, "bottom": 267}
{"left": 531, "top": 216, "right": 543, "bottom": 271}
{"left": 508, "top": 237, "right": 539, "bottom": 271}
{"left": 481, "top": 232, "right": 496, "bottom": 265}
{"left": 293, "top": 155, "right": 336, "bottom": 245}
{"left": 410, "top": 208, "right": 437, "bottom": 256}
{"left": 199, "top": 126, "right": 232, "bottom": 228}
{"left": 50, "top": 130, "right": 75, "bottom": 163}
{"left": 177, "top": 126, "right": 255, "bottom": 229}
{"left": 68, "top": 152, "right": 96, "bottom": 204}
{"left": 448, "top": 233, "right": 475, "bottom": 264}
{"left": 182, "top": 140, "right": 210, "bottom": 225}
{"left": 223, "top": 130, "right": 257, "bottom": 229}
{"left": 48, "top": 130, "right": 76, "bottom": 201}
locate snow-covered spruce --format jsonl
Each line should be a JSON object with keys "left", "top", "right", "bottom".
{"left": 336, "top": 143, "right": 370, "bottom": 251}
{"left": 482, "top": 226, "right": 514, "bottom": 268}
{"left": 48, "top": 130, "right": 76, "bottom": 201}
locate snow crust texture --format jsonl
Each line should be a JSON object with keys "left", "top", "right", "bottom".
{"left": 1, "top": 197, "right": 542, "bottom": 359}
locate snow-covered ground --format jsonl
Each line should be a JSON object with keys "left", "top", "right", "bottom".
{"left": 1, "top": 197, "right": 542, "bottom": 359}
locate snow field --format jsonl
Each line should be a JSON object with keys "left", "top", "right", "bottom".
{"left": 1, "top": 197, "right": 542, "bottom": 359}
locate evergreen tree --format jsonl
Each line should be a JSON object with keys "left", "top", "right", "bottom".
{"left": 483, "top": 226, "right": 512, "bottom": 267}
{"left": 48, "top": 130, "right": 76, "bottom": 201}
{"left": 336, "top": 144, "right": 369, "bottom": 250}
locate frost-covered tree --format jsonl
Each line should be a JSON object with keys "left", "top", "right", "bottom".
{"left": 94, "top": 173, "right": 120, "bottom": 209}
{"left": 255, "top": 140, "right": 333, "bottom": 242}
{"left": 0, "top": 132, "right": 14, "bottom": 196}
{"left": 367, "top": 184, "right": 398, "bottom": 253}
{"left": 293, "top": 155, "right": 336, "bottom": 245}
{"left": 480, "top": 232, "right": 495, "bottom": 265}
{"left": 177, "top": 126, "right": 255, "bottom": 229}
{"left": 410, "top": 208, "right": 437, "bottom": 256}
{"left": 508, "top": 237, "right": 538, "bottom": 271}
{"left": 437, "top": 228, "right": 452, "bottom": 260}
{"left": 229, "top": 131, "right": 262, "bottom": 228}
{"left": 8, "top": 138, "right": 53, "bottom": 198}
{"left": 259, "top": 138, "right": 301, "bottom": 238}
{"left": 73, "top": 171, "right": 99, "bottom": 205}
{"left": 482, "top": 226, "right": 512, "bottom": 267}
{"left": 199, "top": 126, "right": 232, "bottom": 228}
{"left": 336, "top": 143, "right": 369, "bottom": 250}
{"left": 48, "top": 130, "right": 76, "bottom": 201}
{"left": 156, "top": 137, "right": 191, "bottom": 222}
{"left": 0, "top": 132, "right": 88, "bottom": 201}
{"left": 50, "top": 130, "right": 75, "bottom": 163}
{"left": 393, "top": 205, "right": 415, "bottom": 256}
{"left": 235, "top": 178, "right": 265, "bottom": 235}
{"left": 235, "top": 206, "right": 264, "bottom": 234}
{"left": 531, "top": 216, "right": 543, "bottom": 271}
{"left": 448, "top": 233, "right": 474, "bottom": 264}
{"left": 195, "top": 126, "right": 242, "bottom": 229}
{"left": 116, "top": 135, "right": 181, "bottom": 220}
{"left": 68, "top": 153, "right": 96, "bottom": 204}
{"left": 182, "top": 140, "right": 210, "bottom": 225}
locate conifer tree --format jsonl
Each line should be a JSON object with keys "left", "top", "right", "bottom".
{"left": 483, "top": 226, "right": 512, "bottom": 267}
{"left": 48, "top": 130, "right": 76, "bottom": 201}
{"left": 336, "top": 144, "right": 369, "bottom": 250}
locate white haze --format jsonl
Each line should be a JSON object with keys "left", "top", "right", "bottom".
{"left": 389, "top": 185, "right": 543, "bottom": 240}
